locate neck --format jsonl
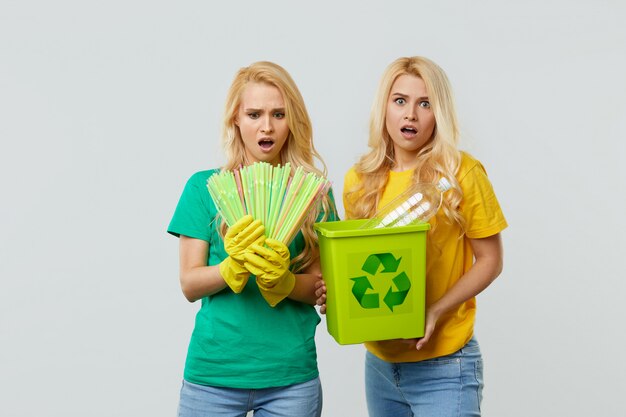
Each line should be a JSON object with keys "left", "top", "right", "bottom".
{"left": 391, "top": 151, "right": 418, "bottom": 172}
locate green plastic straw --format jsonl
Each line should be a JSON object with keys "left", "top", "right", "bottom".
{"left": 275, "top": 174, "right": 314, "bottom": 242}
{"left": 260, "top": 164, "right": 266, "bottom": 227}
{"left": 208, "top": 173, "right": 237, "bottom": 226}
{"left": 223, "top": 172, "right": 244, "bottom": 223}
{"left": 273, "top": 167, "right": 305, "bottom": 237}
{"left": 284, "top": 175, "right": 328, "bottom": 242}
{"left": 266, "top": 164, "right": 280, "bottom": 237}
{"left": 241, "top": 165, "right": 253, "bottom": 219}
{"left": 267, "top": 163, "right": 290, "bottom": 238}
{"left": 254, "top": 163, "right": 261, "bottom": 224}
{"left": 225, "top": 172, "right": 245, "bottom": 220}
{"left": 206, "top": 161, "right": 329, "bottom": 244}
{"left": 277, "top": 175, "right": 324, "bottom": 242}
{"left": 266, "top": 164, "right": 282, "bottom": 238}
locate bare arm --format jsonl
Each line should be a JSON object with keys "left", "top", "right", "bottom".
{"left": 287, "top": 248, "right": 323, "bottom": 306}
{"left": 414, "top": 233, "right": 504, "bottom": 350}
{"left": 178, "top": 235, "right": 228, "bottom": 302}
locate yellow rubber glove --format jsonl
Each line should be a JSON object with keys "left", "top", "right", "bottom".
{"left": 219, "top": 215, "right": 266, "bottom": 293}
{"left": 244, "top": 238, "right": 295, "bottom": 307}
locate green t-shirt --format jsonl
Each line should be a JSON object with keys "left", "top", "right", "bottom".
{"left": 168, "top": 169, "right": 338, "bottom": 389}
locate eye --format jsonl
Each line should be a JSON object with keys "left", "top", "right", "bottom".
{"left": 419, "top": 100, "right": 431, "bottom": 109}
{"left": 247, "top": 112, "right": 260, "bottom": 119}
{"left": 394, "top": 97, "right": 406, "bottom": 105}
{"left": 273, "top": 112, "right": 285, "bottom": 119}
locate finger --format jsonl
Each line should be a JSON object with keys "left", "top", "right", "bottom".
{"left": 415, "top": 329, "right": 433, "bottom": 351}
{"left": 229, "top": 232, "right": 266, "bottom": 263}
{"left": 264, "top": 238, "right": 290, "bottom": 259}
{"left": 315, "top": 286, "right": 326, "bottom": 297}
{"left": 248, "top": 242, "right": 280, "bottom": 261}
{"left": 240, "top": 219, "right": 264, "bottom": 238}
{"left": 243, "top": 260, "right": 265, "bottom": 277}
{"left": 250, "top": 234, "right": 266, "bottom": 248}
{"left": 226, "top": 215, "right": 254, "bottom": 237}
{"left": 319, "top": 305, "right": 327, "bottom": 315}
{"left": 415, "top": 338, "right": 427, "bottom": 350}
{"left": 238, "top": 224, "right": 266, "bottom": 247}
{"left": 243, "top": 252, "right": 274, "bottom": 270}
{"left": 248, "top": 243, "right": 288, "bottom": 268}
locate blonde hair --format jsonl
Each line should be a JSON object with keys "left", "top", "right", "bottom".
{"left": 220, "top": 61, "right": 333, "bottom": 272}
{"left": 346, "top": 56, "right": 465, "bottom": 231}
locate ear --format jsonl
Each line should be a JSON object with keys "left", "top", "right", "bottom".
{"left": 234, "top": 115, "right": 239, "bottom": 127}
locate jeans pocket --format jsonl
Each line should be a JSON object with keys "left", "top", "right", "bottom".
{"left": 413, "top": 356, "right": 462, "bottom": 382}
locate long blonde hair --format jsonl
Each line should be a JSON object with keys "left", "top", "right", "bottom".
{"left": 346, "top": 56, "right": 465, "bottom": 231}
{"left": 220, "top": 61, "right": 333, "bottom": 272}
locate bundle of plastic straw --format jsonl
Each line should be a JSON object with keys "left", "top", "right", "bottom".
{"left": 206, "top": 162, "right": 330, "bottom": 245}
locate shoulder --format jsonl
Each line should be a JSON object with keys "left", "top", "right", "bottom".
{"left": 455, "top": 152, "right": 507, "bottom": 237}
{"left": 177, "top": 168, "right": 222, "bottom": 211}
{"left": 181, "top": 169, "right": 222, "bottom": 197}
{"left": 344, "top": 166, "right": 361, "bottom": 188}
{"left": 168, "top": 168, "right": 221, "bottom": 239}
{"left": 186, "top": 168, "right": 222, "bottom": 186}
{"left": 456, "top": 151, "right": 488, "bottom": 182}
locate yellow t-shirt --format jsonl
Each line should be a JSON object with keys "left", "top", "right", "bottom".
{"left": 343, "top": 152, "right": 508, "bottom": 362}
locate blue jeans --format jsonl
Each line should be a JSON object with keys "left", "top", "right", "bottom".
{"left": 365, "top": 337, "right": 484, "bottom": 417}
{"left": 177, "top": 377, "right": 322, "bottom": 417}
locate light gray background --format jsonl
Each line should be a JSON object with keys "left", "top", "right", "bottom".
{"left": 2, "top": 1, "right": 625, "bottom": 416}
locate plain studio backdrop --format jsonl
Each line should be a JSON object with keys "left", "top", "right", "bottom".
{"left": 1, "top": 1, "right": 625, "bottom": 416}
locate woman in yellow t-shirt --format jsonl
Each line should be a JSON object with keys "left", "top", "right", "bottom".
{"left": 317, "top": 56, "right": 507, "bottom": 416}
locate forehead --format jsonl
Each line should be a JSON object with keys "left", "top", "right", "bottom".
{"left": 240, "top": 82, "right": 285, "bottom": 108}
{"left": 390, "top": 74, "right": 428, "bottom": 96}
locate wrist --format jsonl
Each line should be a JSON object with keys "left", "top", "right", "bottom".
{"left": 427, "top": 301, "right": 446, "bottom": 319}
{"left": 257, "top": 271, "right": 295, "bottom": 307}
{"left": 220, "top": 257, "right": 250, "bottom": 293}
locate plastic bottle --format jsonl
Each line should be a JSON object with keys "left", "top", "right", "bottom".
{"left": 360, "top": 177, "right": 452, "bottom": 229}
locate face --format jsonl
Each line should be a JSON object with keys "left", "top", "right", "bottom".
{"left": 385, "top": 74, "right": 436, "bottom": 168}
{"left": 235, "top": 82, "right": 290, "bottom": 166}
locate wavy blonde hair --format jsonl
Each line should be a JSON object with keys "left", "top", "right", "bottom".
{"left": 346, "top": 56, "right": 465, "bottom": 232}
{"left": 220, "top": 61, "right": 333, "bottom": 272}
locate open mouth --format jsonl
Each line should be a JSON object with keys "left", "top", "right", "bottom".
{"left": 258, "top": 138, "right": 275, "bottom": 150}
{"left": 401, "top": 126, "right": 417, "bottom": 137}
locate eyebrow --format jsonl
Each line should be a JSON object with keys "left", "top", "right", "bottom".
{"left": 390, "top": 92, "right": 429, "bottom": 100}
{"left": 243, "top": 107, "right": 286, "bottom": 112}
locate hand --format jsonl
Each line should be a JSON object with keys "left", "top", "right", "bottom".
{"left": 224, "top": 215, "right": 266, "bottom": 262}
{"left": 244, "top": 238, "right": 295, "bottom": 307}
{"left": 219, "top": 215, "right": 266, "bottom": 293}
{"left": 314, "top": 279, "right": 327, "bottom": 315}
{"left": 399, "top": 305, "right": 442, "bottom": 351}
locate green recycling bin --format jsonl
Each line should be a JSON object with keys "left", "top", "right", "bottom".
{"left": 314, "top": 219, "right": 430, "bottom": 345}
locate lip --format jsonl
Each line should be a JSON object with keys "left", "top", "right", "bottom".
{"left": 258, "top": 136, "right": 275, "bottom": 152}
{"left": 400, "top": 124, "right": 418, "bottom": 138}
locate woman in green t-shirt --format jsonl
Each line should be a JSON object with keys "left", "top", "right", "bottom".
{"left": 168, "top": 61, "right": 336, "bottom": 417}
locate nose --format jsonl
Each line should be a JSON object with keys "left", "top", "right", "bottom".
{"left": 261, "top": 115, "right": 274, "bottom": 133}
{"left": 404, "top": 107, "right": 417, "bottom": 121}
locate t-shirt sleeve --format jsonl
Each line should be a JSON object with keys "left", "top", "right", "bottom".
{"left": 167, "top": 171, "right": 218, "bottom": 241}
{"left": 458, "top": 159, "right": 508, "bottom": 239}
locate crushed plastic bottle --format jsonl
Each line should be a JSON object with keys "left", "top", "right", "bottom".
{"left": 360, "top": 177, "right": 452, "bottom": 229}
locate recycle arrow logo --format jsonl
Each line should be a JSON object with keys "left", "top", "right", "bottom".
{"left": 350, "top": 253, "right": 411, "bottom": 312}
